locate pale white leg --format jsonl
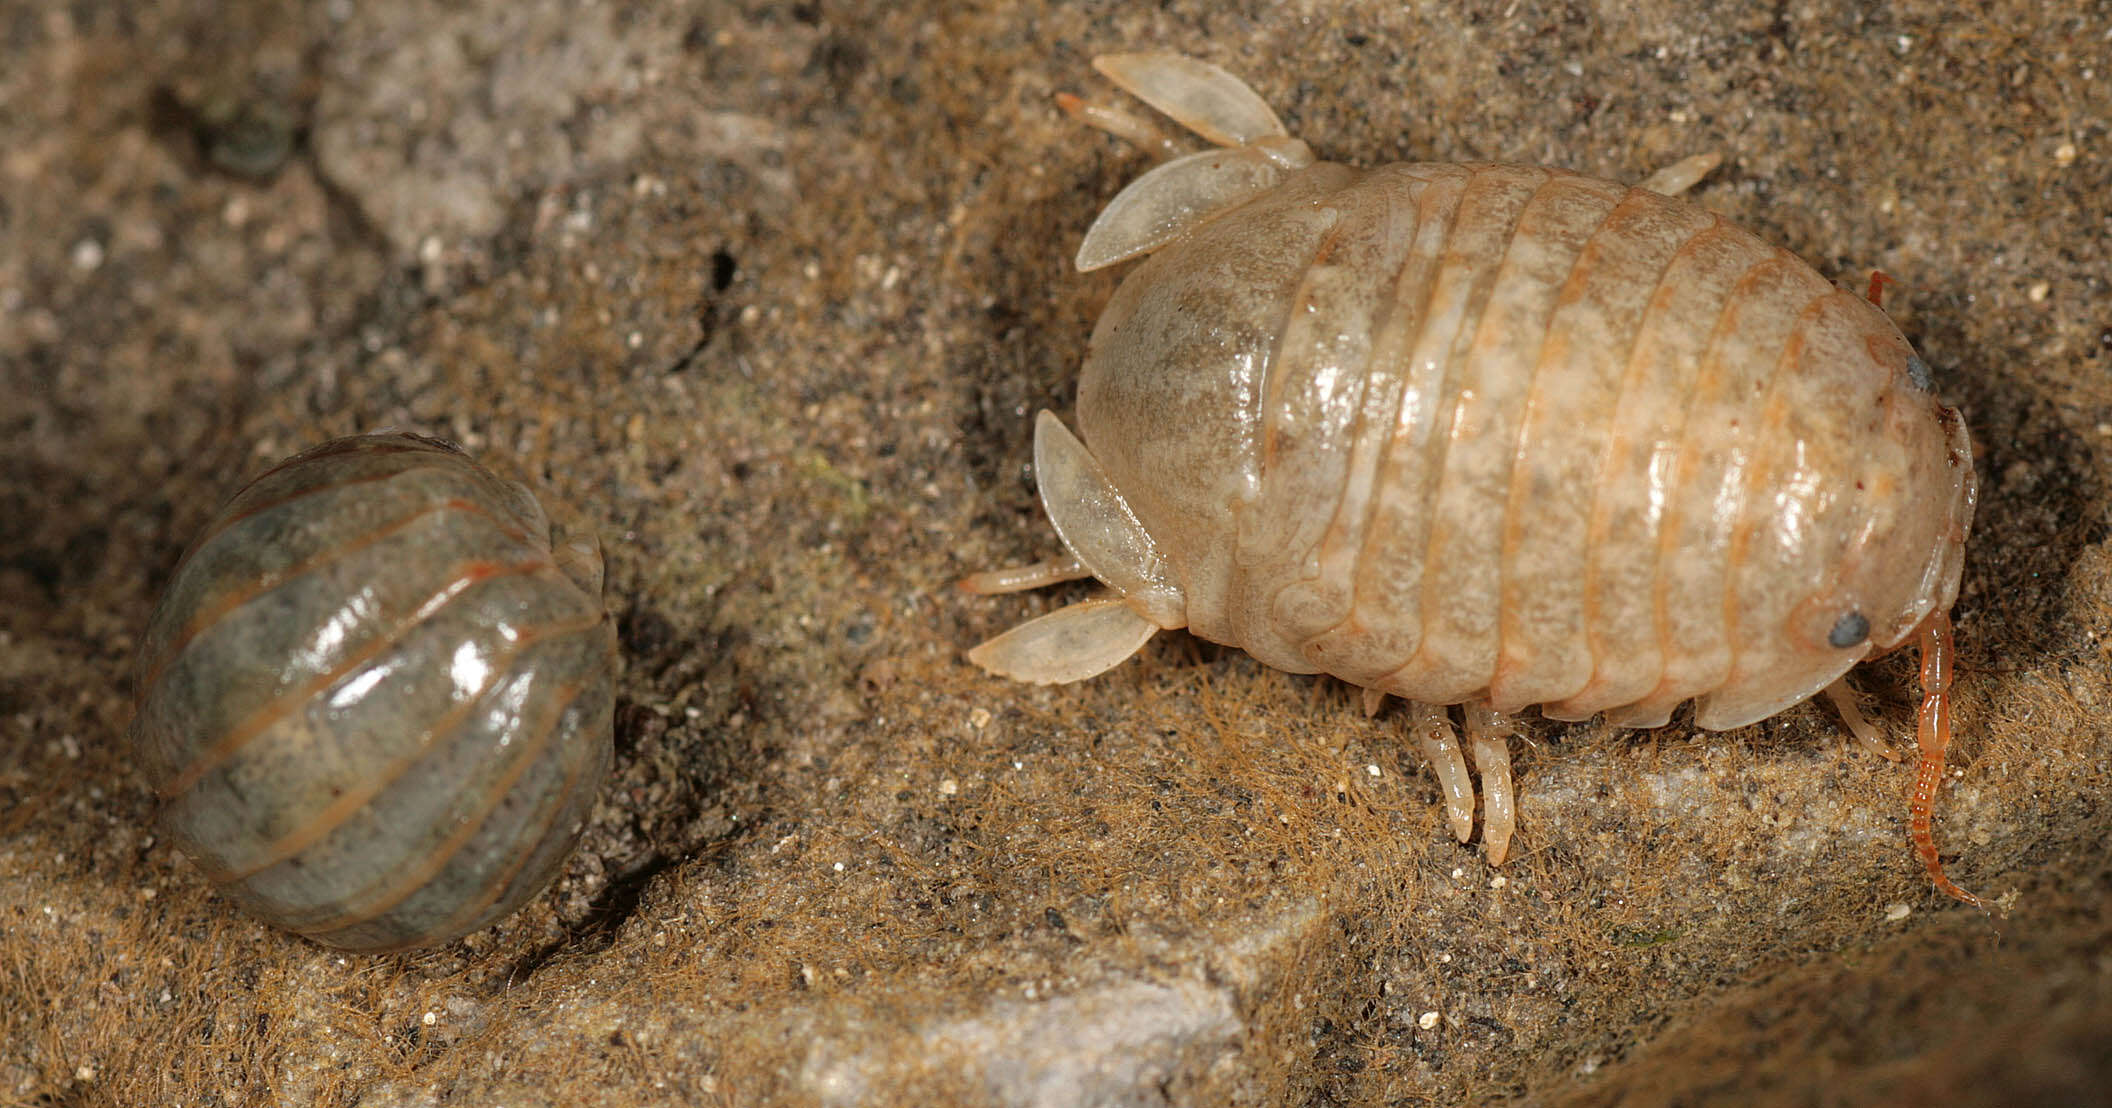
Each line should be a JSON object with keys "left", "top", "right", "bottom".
{"left": 1409, "top": 702, "right": 1475, "bottom": 844}
{"left": 1640, "top": 152, "right": 1724, "bottom": 196}
{"left": 1822, "top": 677, "right": 1901, "bottom": 762}
{"left": 1462, "top": 701, "right": 1517, "bottom": 866}
{"left": 958, "top": 555, "right": 1090, "bottom": 596}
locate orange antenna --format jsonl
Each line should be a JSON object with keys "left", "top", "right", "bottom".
{"left": 1866, "top": 270, "right": 1898, "bottom": 308}
{"left": 1910, "top": 609, "right": 1987, "bottom": 910}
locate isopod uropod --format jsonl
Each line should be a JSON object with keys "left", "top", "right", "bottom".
{"left": 965, "top": 54, "right": 1984, "bottom": 906}
{"left": 133, "top": 433, "right": 618, "bottom": 951}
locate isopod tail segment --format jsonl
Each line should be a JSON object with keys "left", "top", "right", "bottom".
{"left": 1059, "top": 53, "right": 1318, "bottom": 271}
{"left": 960, "top": 411, "right": 1186, "bottom": 684}
{"left": 1912, "top": 608, "right": 1988, "bottom": 911}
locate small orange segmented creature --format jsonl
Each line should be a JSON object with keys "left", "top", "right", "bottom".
{"left": 963, "top": 53, "right": 1986, "bottom": 907}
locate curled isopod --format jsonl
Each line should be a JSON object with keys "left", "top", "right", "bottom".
{"left": 133, "top": 433, "right": 618, "bottom": 951}
{"left": 965, "top": 54, "right": 1984, "bottom": 906}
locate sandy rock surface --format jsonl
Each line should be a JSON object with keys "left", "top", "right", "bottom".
{"left": 4, "top": 1, "right": 2108, "bottom": 1105}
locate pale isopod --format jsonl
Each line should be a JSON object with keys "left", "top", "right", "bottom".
{"left": 133, "top": 433, "right": 618, "bottom": 950}
{"left": 965, "top": 54, "right": 1983, "bottom": 906}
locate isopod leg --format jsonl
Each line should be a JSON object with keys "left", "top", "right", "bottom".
{"left": 1409, "top": 702, "right": 1476, "bottom": 845}
{"left": 1638, "top": 152, "right": 1723, "bottom": 197}
{"left": 1462, "top": 702, "right": 1517, "bottom": 866}
{"left": 1912, "top": 610, "right": 1987, "bottom": 910}
{"left": 957, "top": 555, "right": 1091, "bottom": 595}
{"left": 1822, "top": 677, "right": 1902, "bottom": 762}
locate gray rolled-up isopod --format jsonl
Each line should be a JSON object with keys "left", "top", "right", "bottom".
{"left": 965, "top": 54, "right": 1984, "bottom": 907}
{"left": 133, "top": 433, "right": 617, "bottom": 951}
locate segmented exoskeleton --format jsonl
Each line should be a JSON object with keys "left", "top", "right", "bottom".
{"left": 134, "top": 433, "right": 617, "bottom": 950}
{"left": 965, "top": 54, "right": 1982, "bottom": 907}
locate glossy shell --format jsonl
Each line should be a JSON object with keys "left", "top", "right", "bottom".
{"left": 975, "top": 56, "right": 1973, "bottom": 733}
{"left": 133, "top": 433, "right": 617, "bottom": 951}
{"left": 1077, "top": 160, "right": 1974, "bottom": 728}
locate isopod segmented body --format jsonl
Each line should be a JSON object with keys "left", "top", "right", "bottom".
{"left": 133, "top": 433, "right": 618, "bottom": 951}
{"left": 966, "top": 54, "right": 1983, "bottom": 905}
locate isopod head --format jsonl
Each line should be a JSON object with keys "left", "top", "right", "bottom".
{"left": 1687, "top": 294, "right": 1977, "bottom": 730}
{"left": 132, "top": 433, "right": 618, "bottom": 952}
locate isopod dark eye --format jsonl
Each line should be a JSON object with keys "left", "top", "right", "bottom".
{"left": 1828, "top": 610, "right": 1871, "bottom": 648}
{"left": 1905, "top": 354, "right": 1934, "bottom": 392}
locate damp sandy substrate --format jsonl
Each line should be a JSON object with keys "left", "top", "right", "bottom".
{"left": 4, "top": 2, "right": 2109, "bottom": 1105}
